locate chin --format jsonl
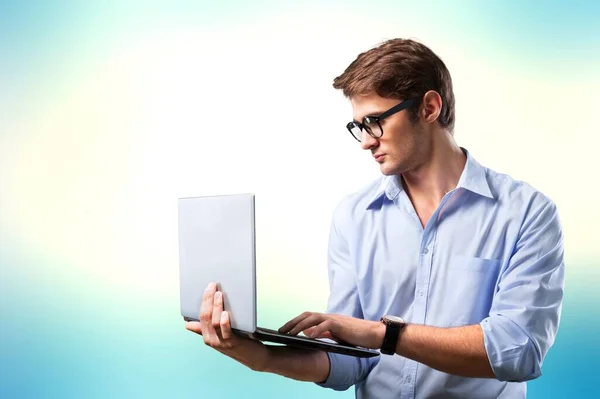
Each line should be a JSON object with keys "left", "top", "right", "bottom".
{"left": 379, "top": 161, "right": 405, "bottom": 176}
{"left": 379, "top": 167, "right": 393, "bottom": 176}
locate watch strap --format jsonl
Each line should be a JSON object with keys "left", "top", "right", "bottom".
{"left": 380, "top": 317, "right": 405, "bottom": 355}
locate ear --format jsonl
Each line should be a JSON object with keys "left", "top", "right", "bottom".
{"left": 420, "top": 90, "right": 442, "bottom": 124}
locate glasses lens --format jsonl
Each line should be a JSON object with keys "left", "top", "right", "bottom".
{"left": 364, "top": 117, "right": 382, "bottom": 138}
{"left": 347, "top": 122, "right": 362, "bottom": 142}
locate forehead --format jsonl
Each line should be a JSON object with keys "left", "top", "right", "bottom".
{"left": 350, "top": 94, "right": 400, "bottom": 121}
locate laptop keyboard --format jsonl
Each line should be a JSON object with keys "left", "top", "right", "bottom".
{"left": 257, "top": 326, "right": 304, "bottom": 336}
{"left": 256, "top": 326, "right": 344, "bottom": 345}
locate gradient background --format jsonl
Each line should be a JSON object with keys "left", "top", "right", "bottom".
{"left": 1, "top": 1, "right": 599, "bottom": 398}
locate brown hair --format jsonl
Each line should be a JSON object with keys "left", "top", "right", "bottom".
{"left": 333, "top": 38, "right": 455, "bottom": 131}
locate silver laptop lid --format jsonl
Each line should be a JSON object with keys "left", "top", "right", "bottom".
{"left": 178, "top": 193, "right": 257, "bottom": 333}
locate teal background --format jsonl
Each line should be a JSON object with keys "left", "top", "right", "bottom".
{"left": 1, "top": 1, "right": 599, "bottom": 398}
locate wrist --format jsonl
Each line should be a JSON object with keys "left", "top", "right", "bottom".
{"left": 379, "top": 315, "right": 406, "bottom": 355}
{"left": 260, "top": 345, "right": 276, "bottom": 373}
{"left": 374, "top": 321, "right": 386, "bottom": 349}
{"left": 262, "top": 344, "right": 330, "bottom": 383}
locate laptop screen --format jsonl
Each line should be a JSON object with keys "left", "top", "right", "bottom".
{"left": 178, "top": 193, "right": 257, "bottom": 332}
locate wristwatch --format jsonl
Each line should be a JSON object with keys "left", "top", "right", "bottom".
{"left": 380, "top": 315, "right": 406, "bottom": 355}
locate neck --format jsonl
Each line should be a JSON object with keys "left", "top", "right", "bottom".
{"left": 401, "top": 130, "right": 466, "bottom": 207}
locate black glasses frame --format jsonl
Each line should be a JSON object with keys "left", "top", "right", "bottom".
{"left": 346, "top": 98, "right": 418, "bottom": 142}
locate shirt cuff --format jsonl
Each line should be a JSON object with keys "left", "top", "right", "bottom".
{"left": 315, "top": 352, "right": 376, "bottom": 391}
{"left": 480, "top": 316, "right": 541, "bottom": 382}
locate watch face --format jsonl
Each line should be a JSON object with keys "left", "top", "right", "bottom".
{"left": 383, "top": 315, "right": 404, "bottom": 323}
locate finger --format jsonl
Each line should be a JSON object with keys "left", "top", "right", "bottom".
{"left": 315, "top": 331, "right": 336, "bottom": 340}
{"left": 303, "top": 326, "right": 317, "bottom": 337}
{"left": 212, "top": 291, "right": 223, "bottom": 330}
{"left": 303, "top": 326, "right": 333, "bottom": 340}
{"left": 279, "top": 311, "right": 313, "bottom": 334}
{"left": 309, "top": 319, "right": 335, "bottom": 339}
{"left": 200, "top": 283, "right": 218, "bottom": 343}
{"left": 220, "top": 311, "right": 232, "bottom": 340}
{"left": 185, "top": 321, "right": 203, "bottom": 335}
{"left": 288, "top": 314, "right": 325, "bottom": 336}
{"left": 314, "top": 331, "right": 351, "bottom": 346}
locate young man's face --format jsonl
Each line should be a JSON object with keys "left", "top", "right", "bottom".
{"left": 350, "top": 93, "right": 428, "bottom": 176}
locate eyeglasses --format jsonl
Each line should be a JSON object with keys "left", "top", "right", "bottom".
{"left": 346, "top": 98, "right": 417, "bottom": 142}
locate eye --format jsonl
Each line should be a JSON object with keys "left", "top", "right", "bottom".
{"left": 364, "top": 117, "right": 379, "bottom": 130}
{"left": 364, "top": 116, "right": 377, "bottom": 124}
{"left": 362, "top": 117, "right": 382, "bottom": 137}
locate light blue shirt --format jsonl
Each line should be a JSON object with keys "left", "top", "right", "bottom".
{"left": 317, "top": 148, "right": 564, "bottom": 398}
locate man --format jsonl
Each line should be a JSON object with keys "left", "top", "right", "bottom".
{"left": 185, "top": 38, "right": 564, "bottom": 398}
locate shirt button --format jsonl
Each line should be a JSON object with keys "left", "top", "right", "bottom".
{"left": 406, "top": 376, "right": 412, "bottom": 384}
{"left": 418, "top": 290, "right": 424, "bottom": 297}
{"left": 423, "top": 248, "right": 429, "bottom": 255}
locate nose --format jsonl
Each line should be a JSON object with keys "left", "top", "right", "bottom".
{"left": 360, "top": 130, "right": 378, "bottom": 151}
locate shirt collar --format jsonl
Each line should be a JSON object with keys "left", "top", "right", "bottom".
{"left": 457, "top": 147, "right": 494, "bottom": 199}
{"left": 366, "top": 147, "right": 493, "bottom": 209}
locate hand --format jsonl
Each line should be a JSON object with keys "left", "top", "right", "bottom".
{"left": 279, "top": 312, "right": 385, "bottom": 350}
{"left": 185, "top": 282, "right": 271, "bottom": 372}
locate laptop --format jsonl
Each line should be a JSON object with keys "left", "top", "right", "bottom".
{"left": 178, "top": 193, "right": 379, "bottom": 358}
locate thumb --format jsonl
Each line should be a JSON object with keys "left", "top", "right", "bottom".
{"left": 185, "top": 321, "right": 203, "bottom": 335}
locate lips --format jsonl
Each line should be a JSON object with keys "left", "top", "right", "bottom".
{"left": 373, "top": 153, "right": 385, "bottom": 162}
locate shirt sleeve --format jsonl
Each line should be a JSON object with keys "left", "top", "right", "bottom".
{"left": 480, "top": 194, "right": 565, "bottom": 382}
{"left": 316, "top": 201, "right": 379, "bottom": 391}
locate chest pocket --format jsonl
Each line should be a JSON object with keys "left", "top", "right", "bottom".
{"left": 431, "top": 254, "right": 502, "bottom": 327}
